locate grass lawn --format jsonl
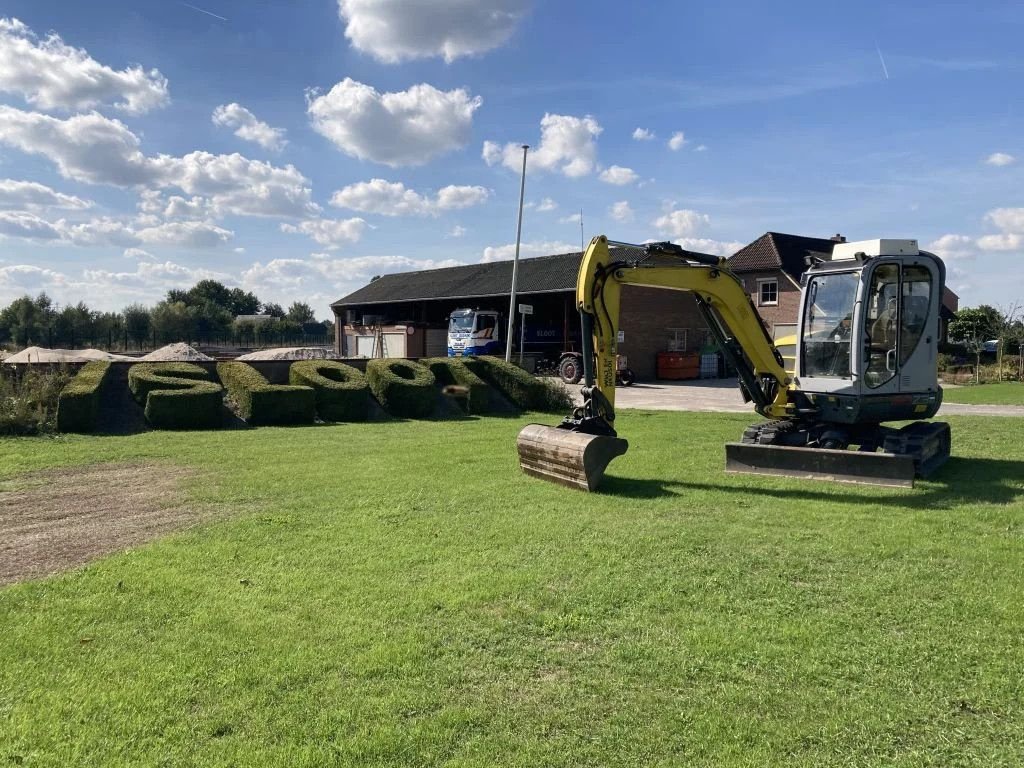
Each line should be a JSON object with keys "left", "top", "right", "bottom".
{"left": 942, "top": 381, "right": 1024, "bottom": 406}
{"left": 2, "top": 411, "right": 1023, "bottom": 766}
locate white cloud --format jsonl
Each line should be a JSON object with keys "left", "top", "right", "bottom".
{"left": 926, "top": 234, "right": 975, "bottom": 261}
{"left": 337, "top": 0, "right": 529, "bottom": 63}
{"left": 307, "top": 78, "right": 481, "bottom": 167}
{"left": 448, "top": 225, "right": 467, "bottom": 237}
{"left": 0, "top": 106, "right": 318, "bottom": 218}
{"left": 559, "top": 212, "right": 582, "bottom": 225}
{"left": 212, "top": 103, "right": 287, "bottom": 152}
{"left": 0, "top": 210, "right": 233, "bottom": 249}
{"left": 976, "top": 233, "right": 1023, "bottom": 251}
{"left": 483, "top": 113, "right": 602, "bottom": 178}
{"left": 632, "top": 127, "right": 655, "bottom": 141}
{"left": 280, "top": 217, "right": 368, "bottom": 249}
{"left": 985, "top": 152, "right": 1015, "bottom": 167}
{"left": 653, "top": 208, "right": 709, "bottom": 237}
{"left": 695, "top": 144, "right": 708, "bottom": 152}
{"left": 673, "top": 237, "right": 744, "bottom": 257}
{"left": 609, "top": 201, "right": 634, "bottom": 223}
{"left": 0, "top": 179, "right": 91, "bottom": 210}
{"left": 599, "top": 165, "right": 638, "bottom": 186}
{"left": 0, "top": 211, "right": 63, "bottom": 240}
{"left": 668, "top": 131, "right": 687, "bottom": 151}
{"left": 124, "top": 247, "right": 155, "bottom": 259}
{"left": 329, "top": 178, "right": 488, "bottom": 216}
{"left": 481, "top": 240, "right": 577, "bottom": 263}
{"left": 985, "top": 207, "right": 1024, "bottom": 233}
{"left": 535, "top": 197, "right": 557, "bottom": 212}
{"left": 0, "top": 17, "right": 168, "bottom": 115}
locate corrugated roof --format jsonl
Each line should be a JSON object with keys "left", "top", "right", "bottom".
{"left": 332, "top": 245, "right": 658, "bottom": 307}
{"left": 728, "top": 232, "right": 837, "bottom": 279}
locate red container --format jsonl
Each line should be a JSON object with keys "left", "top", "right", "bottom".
{"left": 657, "top": 352, "right": 700, "bottom": 380}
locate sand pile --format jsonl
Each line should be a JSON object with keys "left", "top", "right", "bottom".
{"left": 3, "top": 347, "right": 133, "bottom": 364}
{"left": 139, "top": 343, "right": 213, "bottom": 362}
{"left": 235, "top": 347, "right": 333, "bottom": 361}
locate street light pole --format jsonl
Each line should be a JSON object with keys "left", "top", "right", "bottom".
{"left": 505, "top": 144, "right": 529, "bottom": 362}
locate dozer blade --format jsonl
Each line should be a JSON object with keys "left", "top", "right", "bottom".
{"left": 517, "top": 424, "right": 628, "bottom": 492}
{"left": 724, "top": 443, "right": 916, "bottom": 488}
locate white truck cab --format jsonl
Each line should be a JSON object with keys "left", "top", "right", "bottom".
{"left": 448, "top": 308, "right": 502, "bottom": 356}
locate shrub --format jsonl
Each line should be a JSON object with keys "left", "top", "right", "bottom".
{"left": 218, "top": 361, "right": 314, "bottom": 425}
{"left": 365, "top": 359, "right": 436, "bottom": 418}
{"left": 0, "top": 366, "right": 71, "bottom": 435}
{"left": 128, "top": 362, "right": 223, "bottom": 429}
{"left": 289, "top": 360, "right": 369, "bottom": 422}
{"left": 56, "top": 360, "right": 111, "bottom": 433}
{"left": 463, "top": 356, "right": 554, "bottom": 411}
{"left": 422, "top": 357, "right": 492, "bottom": 414}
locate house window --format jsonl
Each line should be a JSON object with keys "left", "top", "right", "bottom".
{"left": 758, "top": 279, "right": 778, "bottom": 306}
{"left": 667, "top": 328, "right": 688, "bottom": 352}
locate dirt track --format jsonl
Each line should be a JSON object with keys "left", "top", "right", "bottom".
{"left": 0, "top": 462, "right": 208, "bottom": 586}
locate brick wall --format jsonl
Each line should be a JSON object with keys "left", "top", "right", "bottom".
{"left": 736, "top": 270, "right": 802, "bottom": 337}
{"left": 618, "top": 285, "right": 709, "bottom": 380}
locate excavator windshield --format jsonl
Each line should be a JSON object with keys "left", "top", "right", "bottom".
{"left": 801, "top": 271, "right": 860, "bottom": 378}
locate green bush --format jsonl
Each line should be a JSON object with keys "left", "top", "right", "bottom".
{"left": 365, "top": 359, "right": 436, "bottom": 418}
{"left": 463, "top": 355, "right": 555, "bottom": 411}
{"left": 0, "top": 367, "right": 71, "bottom": 435}
{"left": 128, "top": 362, "right": 223, "bottom": 430}
{"left": 56, "top": 360, "right": 110, "bottom": 433}
{"left": 422, "top": 357, "right": 492, "bottom": 414}
{"left": 218, "top": 361, "right": 314, "bottom": 425}
{"left": 289, "top": 360, "right": 369, "bottom": 422}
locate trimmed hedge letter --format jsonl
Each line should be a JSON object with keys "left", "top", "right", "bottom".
{"left": 289, "top": 360, "right": 370, "bottom": 422}
{"left": 217, "top": 362, "right": 314, "bottom": 426}
{"left": 56, "top": 360, "right": 111, "bottom": 433}
{"left": 365, "top": 359, "right": 436, "bottom": 419}
{"left": 128, "top": 363, "right": 224, "bottom": 430}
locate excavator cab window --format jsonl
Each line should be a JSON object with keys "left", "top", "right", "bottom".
{"left": 864, "top": 264, "right": 901, "bottom": 388}
{"left": 900, "top": 266, "right": 932, "bottom": 366}
{"left": 800, "top": 271, "right": 859, "bottom": 378}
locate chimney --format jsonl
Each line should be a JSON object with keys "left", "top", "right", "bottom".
{"left": 830, "top": 233, "right": 846, "bottom": 243}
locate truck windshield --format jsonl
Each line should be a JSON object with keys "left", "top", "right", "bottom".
{"left": 449, "top": 314, "right": 473, "bottom": 332}
{"left": 801, "top": 271, "right": 859, "bottom": 378}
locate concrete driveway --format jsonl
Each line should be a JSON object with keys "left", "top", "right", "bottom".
{"left": 558, "top": 377, "right": 1024, "bottom": 417}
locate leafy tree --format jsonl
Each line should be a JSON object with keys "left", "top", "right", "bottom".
{"left": 262, "top": 302, "right": 285, "bottom": 318}
{"left": 286, "top": 301, "right": 316, "bottom": 324}
{"left": 123, "top": 303, "right": 152, "bottom": 346}
{"left": 949, "top": 305, "right": 1006, "bottom": 383}
{"left": 150, "top": 300, "right": 195, "bottom": 343}
{"left": 166, "top": 288, "right": 189, "bottom": 304}
{"left": 0, "top": 293, "right": 53, "bottom": 347}
{"left": 185, "top": 280, "right": 233, "bottom": 310}
{"left": 228, "top": 287, "right": 261, "bottom": 316}
{"left": 189, "top": 300, "right": 233, "bottom": 339}
{"left": 54, "top": 302, "right": 94, "bottom": 347}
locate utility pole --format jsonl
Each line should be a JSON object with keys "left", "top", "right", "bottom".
{"left": 580, "top": 208, "right": 584, "bottom": 253}
{"left": 505, "top": 144, "right": 529, "bottom": 362}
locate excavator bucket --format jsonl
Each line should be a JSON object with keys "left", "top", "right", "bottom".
{"left": 724, "top": 443, "right": 917, "bottom": 488}
{"left": 516, "top": 424, "right": 628, "bottom": 491}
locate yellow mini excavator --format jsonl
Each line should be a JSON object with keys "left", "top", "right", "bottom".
{"left": 517, "top": 235, "right": 951, "bottom": 491}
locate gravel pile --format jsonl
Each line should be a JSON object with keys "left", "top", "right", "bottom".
{"left": 3, "top": 347, "right": 133, "bottom": 364}
{"left": 235, "top": 347, "right": 333, "bottom": 361}
{"left": 139, "top": 343, "right": 213, "bottom": 362}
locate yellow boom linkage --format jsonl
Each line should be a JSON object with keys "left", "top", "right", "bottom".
{"left": 517, "top": 235, "right": 792, "bottom": 491}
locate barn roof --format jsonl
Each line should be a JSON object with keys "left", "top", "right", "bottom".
{"left": 728, "top": 232, "right": 838, "bottom": 280}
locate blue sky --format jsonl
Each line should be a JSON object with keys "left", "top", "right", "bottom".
{"left": 0, "top": 0, "right": 1021, "bottom": 318}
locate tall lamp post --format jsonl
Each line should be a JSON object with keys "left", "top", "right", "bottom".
{"left": 505, "top": 144, "right": 529, "bottom": 362}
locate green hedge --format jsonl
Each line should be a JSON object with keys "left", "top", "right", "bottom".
{"left": 218, "top": 361, "right": 314, "bottom": 426}
{"left": 127, "top": 362, "right": 224, "bottom": 429}
{"left": 56, "top": 360, "right": 111, "bottom": 433}
{"left": 365, "top": 359, "right": 436, "bottom": 418}
{"left": 422, "top": 357, "right": 492, "bottom": 414}
{"left": 289, "top": 360, "right": 369, "bottom": 422}
{"left": 463, "top": 355, "right": 548, "bottom": 410}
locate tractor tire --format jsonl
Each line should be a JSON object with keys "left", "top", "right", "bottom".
{"left": 558, "top": 355, "right": 582, "bottom": 384}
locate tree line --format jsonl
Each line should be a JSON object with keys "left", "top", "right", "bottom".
{"left": 948, "top": 303, "right": 1024, "bottom": 381}
{"left": 0, "top": 280, "right": 333, "bottom": 350}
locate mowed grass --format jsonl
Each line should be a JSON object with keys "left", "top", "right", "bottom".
{"left": 2, "top": 412, "right": 1023, "bottom": 767}
{"left": 942, "top": 381, "right": 1024, "bottom": 405}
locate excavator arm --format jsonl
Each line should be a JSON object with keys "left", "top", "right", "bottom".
{"left": 516, "top": 235, "right": 792, "bottom": 491}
